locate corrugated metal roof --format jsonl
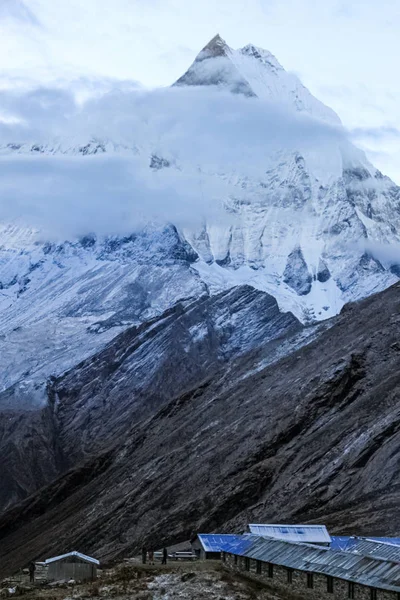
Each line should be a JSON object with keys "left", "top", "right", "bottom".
{"left": 367, "top": 538, "right": 400, "bottom": 547}
{"left": 44, "top": 551, "right": 100, "bottom": 566}
{"left": 331, "top": 537, "right": 400, "bottom": 560}
{"left": 221, "top": 536, "right": 400, "bottom": 592}
{"left": 249, "top": 524, "right": 331, "bottom": 544}
{"left": 344, "top": 539, "right": 400, "bottom": 563}
{"left": 331, "top": 535, "right": 400, "bottom": 552}
{"left": 197, "top": 534, "right": 243, "bottom": 552}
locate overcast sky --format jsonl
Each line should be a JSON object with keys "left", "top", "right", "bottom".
{"left": 0, "top": 0, "right": 398, "bottom": 182}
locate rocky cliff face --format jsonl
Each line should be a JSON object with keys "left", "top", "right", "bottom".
{"left": 0, "top": 283, "right": 399, "bottom": 577}
{"left": 0, "top": 285, "right": 303, "bottom": 513}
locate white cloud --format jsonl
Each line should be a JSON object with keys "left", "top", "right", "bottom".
{"left": 0, "top": 84, "right": 345, "bottom": 239}
{"left": 0, "top": 153, "right": 221, "bottom": 238}
{"left": 363, "top": 241, "right": 400, "bottom": 267}
{"left": 0, "top": 0, "right": 398, "bottom": 237}
{"left": 0, "top": 0, "right": 398, "bottom": 182}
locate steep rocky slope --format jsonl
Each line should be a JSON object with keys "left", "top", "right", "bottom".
{"left": 0, "top": 224, "right": 204, "bottom": 405}
{"left": 0, "top": 283, "right": 399, "bottom": 577}
{"left": 0, "top": 285, "right": 304, "bottom": 513}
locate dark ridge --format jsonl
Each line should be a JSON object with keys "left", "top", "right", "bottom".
{"left": 0, "top": 283, "right": 400, "bottom": 577}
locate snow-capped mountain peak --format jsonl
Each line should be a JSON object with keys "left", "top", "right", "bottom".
{"left": 175, "top": 34, "right": 341, "bottom": 124}
{"left": 174, "top": 34, "right": 256, "bottom": 97}
{"left": 0, "top": 34, "right": 399, "bottom": 406}
{"left": 197, "top": 33, "right": 230, "bottom": 60}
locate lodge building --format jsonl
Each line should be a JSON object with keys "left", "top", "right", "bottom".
{"left": 221, "top": 535, "right": 400, "bottom": 600}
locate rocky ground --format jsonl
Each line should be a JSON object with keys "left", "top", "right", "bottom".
{"left": 1, "top": 562, "right": 280, "bottom": 600}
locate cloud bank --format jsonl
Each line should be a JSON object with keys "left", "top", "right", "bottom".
{"left": 0, "top": 83, "right": 347, "bottom": 239}
{"left": 0, "top": 0, "right": 399, "bottom": 184}
{"left": 363, "top": 241, "right": 400, "bottom": 267}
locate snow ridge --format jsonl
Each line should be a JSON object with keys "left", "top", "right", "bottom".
{"left": 175, "top": 34, "right": 341, "bottom": 124}
{"left": 0, "top": 34, "right": 400, "bottom": 405}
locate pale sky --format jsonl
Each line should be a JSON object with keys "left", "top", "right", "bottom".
{"left": 0, "top": 0, "right": 399, "bottom": 182}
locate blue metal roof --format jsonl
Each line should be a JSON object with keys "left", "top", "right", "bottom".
{"left": 331, "top": 537, "right": 400, "bottom": 556}
{"left": 197, "top": 534, "right": 243, "bottom": 552}
{"left": 330, "top": 536, "right": 354, "bottom": 551}
{"left": 249, "top": 524, "right": 331, "bottom": 544}
{"left": 219, "top": 534, "right": 256, "bottom": 555}
{"left": 220, "top": 536, "right": 400, "bottom": 593}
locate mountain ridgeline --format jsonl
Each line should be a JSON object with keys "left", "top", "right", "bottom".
{"left": 0, "top": 35, "right": 399, "bottom": 573}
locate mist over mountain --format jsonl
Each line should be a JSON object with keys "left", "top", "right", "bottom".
{"left": 0, "top": 34, "right": 398, "bottom": 404}
{"left": 0, "top": 82, "right": 345, "bottom": 238}
{"left": 0, "top": 36, "right": 399, "bottom": 568}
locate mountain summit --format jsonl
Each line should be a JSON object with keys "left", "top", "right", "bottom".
{"left": 174, "top": 34, "right": 340, "bottom": 123}
{"left": 174, "top": 33, "right": 256, "bottom": 97}
{"left": 198, "top": 33, "right": 230, "bottom": 58}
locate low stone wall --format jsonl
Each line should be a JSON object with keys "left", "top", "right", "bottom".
{"left": 223, "top": 552, "right": 398, "bottom": 600}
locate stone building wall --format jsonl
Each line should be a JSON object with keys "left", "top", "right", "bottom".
{"left": 223, "top": 552, "right": 398, "bottom": 600}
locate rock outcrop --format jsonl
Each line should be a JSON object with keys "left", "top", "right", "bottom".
{"left": 0, "top": 286, "right": 302, "bottom": 513}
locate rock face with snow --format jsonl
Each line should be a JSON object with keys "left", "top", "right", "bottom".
{"left": 283, "top": 246, "right": 312, "bottom": 295}
{"left": 0, "top": 34, "right": 400, "bottom": 519}
{"left": 174, "top": 36, "right": 399, "bottom": 318}
{"left": 0, "top": 285, "right": 303, "bottom": 513}
{"left": 0, "top": 224, "right": 205, "bottom": 407}
{"left": 0, "top": 36, "right": 399, "bottom": 405}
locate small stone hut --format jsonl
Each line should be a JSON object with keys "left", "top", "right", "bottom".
{"left": 45, "top": 551, "right": 99, "bottom": 582}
